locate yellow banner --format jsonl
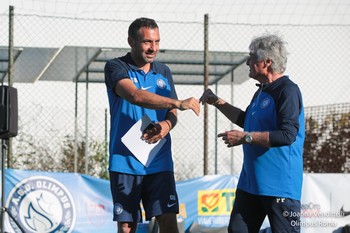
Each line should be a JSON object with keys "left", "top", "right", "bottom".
{"left": 197, "top": 189, "right": 236, "bottom": 216}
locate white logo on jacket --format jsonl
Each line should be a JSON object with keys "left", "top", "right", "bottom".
{"left": 157, "top": 79, "right": 166, "bottom": 89}
{"left": 260, "top": 98, "right": 271, "bottom": 108}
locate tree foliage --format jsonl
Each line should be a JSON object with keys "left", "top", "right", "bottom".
{"left": 61, "top": 135, "right": 109, "bottom": 179}
{"left": 12, "top": 133, "right": 109, "bottom": 179}
{"left": 303, "top": 112, "right": 350, "bottom": 173}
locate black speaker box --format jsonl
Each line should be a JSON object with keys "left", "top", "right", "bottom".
{"left": 0, "top": 86, "right": 18, "bottom": 139}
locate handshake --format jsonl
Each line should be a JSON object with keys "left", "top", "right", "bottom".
{"left": 178, "top": 88, "right": 222, "bottom": 116}
{"left": 182, "top": 88, "right": 246, "bottom": 148}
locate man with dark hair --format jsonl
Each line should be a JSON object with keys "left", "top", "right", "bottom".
{"left": 104, "top": 17, "right": 200, "bottom": 233}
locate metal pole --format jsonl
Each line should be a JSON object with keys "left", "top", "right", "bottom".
{"left": 74, "top": 80, "right": 78, "bottom": 173}
{"left": 1, "top": 140, "right": 7, "bottom": 233}
{"left": 8, "top": 6, "right": 14, "bottom": 87}
{"left": 214, "top": 83, "right": 218, "bottom": 174}
{"left": 1, "top": 8, "right": 25, "bottom": 232}
{"left": 7, "top": 6, "right": 14, "bottom": 168}
{"left": 84, "top": 71, "right": 89, "bottom": 174}
{"left": 230, "top": 70, "right": 234, "bottom": 174}
{"left": 203, "top": 14, "right": 209, "bottom": 175}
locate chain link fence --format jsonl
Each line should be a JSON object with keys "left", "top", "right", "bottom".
{"left": 1, "top": 6, "right": 349, "bottom": 181}
{"left": 304, "top": 102, "right": 350, "bottom": 173}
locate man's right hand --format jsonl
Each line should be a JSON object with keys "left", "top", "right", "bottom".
{"left": 179, "top": 97, "right": 200, "bottom": 116}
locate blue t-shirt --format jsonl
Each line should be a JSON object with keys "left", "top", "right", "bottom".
{"left": 104, "top": 53, "right": 178, "bottom": 175}
{"left": 238, "top": 76, "right": 305, "bottom": 200}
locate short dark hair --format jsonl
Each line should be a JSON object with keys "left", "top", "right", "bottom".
{"left": 128, "top": 17, "right": 159, "bottom": 40}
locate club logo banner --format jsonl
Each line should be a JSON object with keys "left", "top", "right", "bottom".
{"left": 6, "top": 176, "right": 76, "bottom": 233}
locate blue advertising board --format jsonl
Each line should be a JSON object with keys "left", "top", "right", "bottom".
{"left": 2, "top": 169, "right": 238, "bottom": 232}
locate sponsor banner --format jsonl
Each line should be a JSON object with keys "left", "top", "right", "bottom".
{"left": 176, "top": 175, "right": 239, "bottom": 229}
{"left": 2, "top": 169, "right": 350, "bottom": 232}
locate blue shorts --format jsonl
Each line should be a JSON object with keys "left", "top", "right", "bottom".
{"left": 228, "top": 189, "right": 301, "bottom": 233}
{"left": 109, "top": 171, "right": 179, "bottom": 222}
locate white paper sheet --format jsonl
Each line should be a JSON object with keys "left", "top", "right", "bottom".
{"left": 121, "top": 115, "right": 167, "bottom": 167}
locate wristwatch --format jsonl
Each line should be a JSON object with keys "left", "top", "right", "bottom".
{"left": 244, "top": 133, "right": 253, "bottom": 144}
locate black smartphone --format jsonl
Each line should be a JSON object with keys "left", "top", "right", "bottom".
{"left": 143, "top": 122, "right": 155, "bottom": 134}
